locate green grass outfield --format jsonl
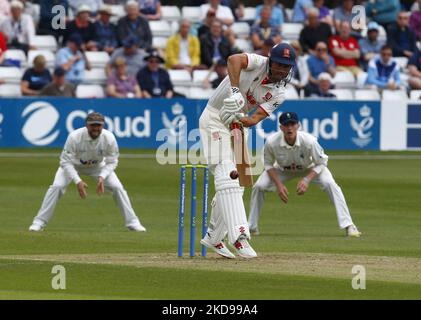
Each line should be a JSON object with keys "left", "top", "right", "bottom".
{"left": 1, "top": 149, "right": 421, "bottom": 300}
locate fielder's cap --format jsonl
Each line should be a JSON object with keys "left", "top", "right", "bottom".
{"left": 270, "top": 42, "right": 296, "bottom": 66}
{"left": 86, "top": 112, "right": 105, "bottom": 125}
{"left": 77, "top": 4, "right": 92, "bottom": 14}
{"left": 122, "top": 35, "right": 137, "bottom": 48}
{"left": 10, "top": 0, "right": 24, "bottom": 9}
{"left": 367, "top": 21, "right": 380, "bottom": 32}
{"left": 98, "top": 5, "right": 114, "bottom": 15}
{"left": 53, "top": 67, "right": 66, "bottom": 76}
{"left": 279, "top": 112, "right": 299, "bottom": 125}
{"left": 67, "top": 33, "right": 83, "bottom": 47}
{"left": 318, "top": 72, "right": 332, "bottom": 82}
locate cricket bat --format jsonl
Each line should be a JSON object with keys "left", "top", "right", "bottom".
{"left": 230, "top": 122, "right": 253, "bottom": 187}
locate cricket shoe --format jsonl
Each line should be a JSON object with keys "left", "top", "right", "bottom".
{"left": 233, "top": 236, "right": 257, "bottom": 259}
{"left": 127, "top": 222, "right": 146, "bottom": 232}
{"left": 29, "top": 223, "right": 44, "bottom": 232}
{"left": 346, "top": 224, "right": 362, "bottom": 237}
{"left": 200, "top": 236, "right": 235, "bottom": 259}
{"left": 250, "top": 228, "right": 260, "bottom": 236}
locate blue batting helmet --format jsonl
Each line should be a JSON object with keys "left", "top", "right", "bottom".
{"left": 269, "top": 43, "right": 296, "bottom": 66}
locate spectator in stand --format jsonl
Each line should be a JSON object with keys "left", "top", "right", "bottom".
{"left": 365, "top": 45, "right": 402, "bottom": 90}
{"left": 250, "top": 5, "right": 281, "bottom": 51}
{"left": 224, "top": 0, "right": 245, "bottom": 21}
{"left": 137, "top": 50, "right": 174, "bottom": 98}
{"left": 21, "top": 55, "right": 52, "bottom": 96}
{"left": 255, "top": 0, "right": 284, "bottom": 27}
{"left": 200, "top": 0, "right": 234, "bottom": 27}
{"left": 306, "top": 41, "right": 336, "bottom": 95}
{"left": 138, "top": 0, "right": 162, "bottom": 21}
{"left": 38, "top": 0, "right": 69, "bottom": 39}
{"left": 309, "top": 72, "right": 336, "bottom": 98}
{"left": 116, "top": 0, "right": 152, "bottom": 50}
{"left": 65, "top": 5, "right": 98, "bottom": 51}
{"left": 21, "top": 0, "right": 39, "bottom": 26}
{"left": 69, "top": 0, "right": 104, "bottom": 17}
{"left": 366, "top": 0, "right": 401, "bottom": 32}
{"left": 203, "top": 58, "right": 227, "bottom": 89}
{"left": 408, "top": 49, "right": 421, "bottom": 89}
{"left": 56, "top": 33, "right": 91, "bottom": 85}
{"left": 333, "top": 0, "right": 358, "bottom": 34}
{"left": 106, "top": 35, "right": 147, "bottom": 77}
{"left": 314, "top": 0, "right": 333, "bottom": 26}
{"left": 198, "top": 6, "right": 217, "bottom": 38}
{"left": 165, "top": 19, "right": 203, "bottom": 73}
{"left": 0, "top": 0, "right": 10, "bottom": 22}
{"left": 292, "top": 0, "right": 313, "bottom": 23}
{"left": 410, "top": 0, "right": 421, "bottom": 40}
{"left": 359, "top": 21, "right": 385, "bottom": 71}
{"left": 200, "top": 20, "right": 239, "bottom": 68}
{"left": 289, "top": 40, "right": 309, "bottom": 96}
{"left": 329, "top": 21, "right": 362, "bottom": 77}
{"left": 39, "top": 67, "right": 76, "bottom": 97}
{"left": 94, "top": 5, "right": 118, "bottom": 54}
{"left": 299, "top": 7, "right": 332, "bottom": 54}
{"left": 0, "top": 0, "right": 35, "bottom": 53}
{"left": 256, "top": 38, "right": 274, "bottom": 57}
{"left": 387, "top": 11, "right": 417, "bottom": 58}
{"left": 106, "top": 57, "right": 142, "bottom": 98}
{"left": 0, "top": 31, "right": 7, "bottom": 66}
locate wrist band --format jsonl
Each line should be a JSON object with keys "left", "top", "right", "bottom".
{"left": 303, "top": 177, "right": 310, "bottom": 184}
{"left": 231, "top": 87, "right": 240, "bottom": 94}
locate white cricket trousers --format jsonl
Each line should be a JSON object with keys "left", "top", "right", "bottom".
{"left": 199, "top": 106, "right": 250, "bottom": 245}
{"left": 248, "top": 168, "right": 354, "bottom": 230}
{"left": 32, "top": 167, "right": 141, "bottom": 227}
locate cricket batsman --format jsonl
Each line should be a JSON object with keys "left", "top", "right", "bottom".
{"left": 248, "top": 111, "right": 362, "bottom": 237}
{"left": 199, "top": 43, "right": 296, "bottom": 259}
{"left": 29, "top": 112, "right": 146, "bottom": 232}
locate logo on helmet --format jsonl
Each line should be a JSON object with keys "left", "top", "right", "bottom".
{"left": 283, "top": 48, "right": 290, "bottom": 58}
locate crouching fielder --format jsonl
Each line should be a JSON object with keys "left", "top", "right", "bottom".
{"left": 199, "top": 43, "right": 296, "bottom": 259}
{"left": 29, "top": 112, "right": 146, "bottom": 232}
{"left": 248, "top": 112, "right": 361, "bottom": 237}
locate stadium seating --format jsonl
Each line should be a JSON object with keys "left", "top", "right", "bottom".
{"left": 0, "top": 84, "right": 22, "bottom": 97}
{"left": 4, "top": 49, "right": 27, "bottom": 68}
{"left": 27, "top": 50, "right": 55, "bottom": 68}
{"left": 240, "top": 7, "right": 256, "bottom": 22}
{"left": 30, "top": 35, "right": 58, "bottom": 52}
{"left": 168, "top": 69, "right": 192, "bottom": 86}
{"left": 235, "top": 38, "right": 253, "bottom": 52}
{"left": 76, "top": 84, "right": 105, "bottom": 98}
{"left": 231, "top": 22, "right": 251, "bottom": 39}
{"left": 333, "top": 70, "right": 355, "bottom": 88}
{"left": 181, "top": 6, "right": 202, "bottom": 23}
{"left": 382, "top": 90, "right": 408, "bottom": 100}
{"left": 192, "top": 70, "right": 217, "bottom": 86}
{"left": 0, "top": 67, "right": 22, "bottom": 84}
{"left": 354, "top": 89, "right": 381, "bottom": 100}
{"left": 188, "top": 88, "right": 215, "bottom": 99}
{"left": 328, "top": 89, "right": 353, "bottom": 100}
{"left": 281, "top": 23, "right": 304, "bottom": 40}
{"left": 173, "top": 86, "right": 191, "bottom": 97}
{"left": 394, "top": 57, "right": 409, "bottom": 71}
{"left": 161, "top": 6, "right": 182, "bottom": 21}
{"left": 85, "top": 51, "right": 110, "bottom": 69}
{"left": 149, "top": 20, "right": 173, "bottom": 37}
{"left": 83, "top": 68, "right": 107, "bottom": 85}
{"left": 152, "top": 37, "right": 169, "bottom": 50}
{"left": 410, "top": 90, "right": 421, "bottom": 100}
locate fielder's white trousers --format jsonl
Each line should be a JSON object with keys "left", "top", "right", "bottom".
{"left": 248, "top": 168, "right": 354, "bottom": 230}
{"left": 32, "top": 166, "right": 141, "bottom": 228}
{"left": 199, "top": 106, "right": 250, "bottom": 245}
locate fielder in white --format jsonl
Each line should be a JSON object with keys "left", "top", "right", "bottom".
{"left": 29, "top": 112, "right": 146, "bottom": 232}
{"left": 199, "top": 43, "right": 297, "bottom": 259}
{"left": 248, "top": 111, "right": 361, "bottom": 237}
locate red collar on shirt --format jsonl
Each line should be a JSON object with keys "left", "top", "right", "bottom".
{"left": 261, "top": 77, "right": 269, "bottom": 85}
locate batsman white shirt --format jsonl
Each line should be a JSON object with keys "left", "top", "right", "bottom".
{"left": 60, "top": 127, "right": 119, "bottom": 185}
{"left": 264, "top": 130, "right": 328, "bottom": 174}
{"left": 207, "top": 53, "right": 286, "bottom": 115}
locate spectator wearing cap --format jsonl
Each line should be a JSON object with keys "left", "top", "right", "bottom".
{"left": 250, "top": 5, "right": 281, "bottom": 51}
{"left": 408, "top": 48, "right": 421, "bottom": 90}
{"left": 106, "top": 35, "right": 147, "bottom": 77}
{"left": 255, "top": 0, "right": 284, "bottom": 28}
{"left": 365, "top": 45, "right": 402, "bottom": 91}
{"left": 136, "top": 51, "right": 174, "bottom": 98}
{"left": 329, "top": 21, "right": 362, "bottom": 77}
{"left": 116, "top": 0, "right": 152, "bottom": 50}
{"left": 299, "top": 7, "right": 332, "bottom": 54}
{"left": 200, "top": 20, "right": 240, "bottom": 68}
{"left": 64, "top": 5, "right": 98, "bottom": 51}
{"left": 38, "top": 0, "right": 69, "bottom": 39}
{"left": 21, "top": 55, "right": 52, "bottom": 96}
{"left": 387, "top": 11, "right": 417, "bottom": 58}
{"left": 106, "top": 57, "right": 142, "bottom": 98}
{"left": 0, "top": 0, "right": 35, "bottom": 53}
{"left": 307, "top": 41, "right": 336, "bottom": 94}
{"left": 56, "top": 33, "right": 91, "bottom": 85}
{"left": 39, "top": 67, "right": 76, "bottom": 97}
{"left": 69, "top": 0, "right": 104, "bottom": 17}
{"left": 165, "top": 19, "right": 204, "bottom": 73}
{"left": 292, "top": 0, "right": 313, "bottom": 23}
{"left": 289, "top": 41, "right": 309, "bottom": 96}
{"left": 359, "top": 21, "right": 385, "bottom": 71}
{"left": 138, "top": 0, "right": 162, "bottom": 21}
{"left": 309, "top": 72, "right": 336, "bottom": 98}
{"left": 200, "top": 0, "right": 234, "bottom": 27}
{"left": 410, "top": 0, "right": 421, "bottom": 40}
{"left": 366, "top": 0, "right": 401, "bottom": 31}
{"left": 94, "top": 5, "right": 118, "bottom": 54}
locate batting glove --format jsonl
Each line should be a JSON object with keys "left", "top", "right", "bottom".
{"left": 221, "top": 112, "right": 244, "bottom": 128}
